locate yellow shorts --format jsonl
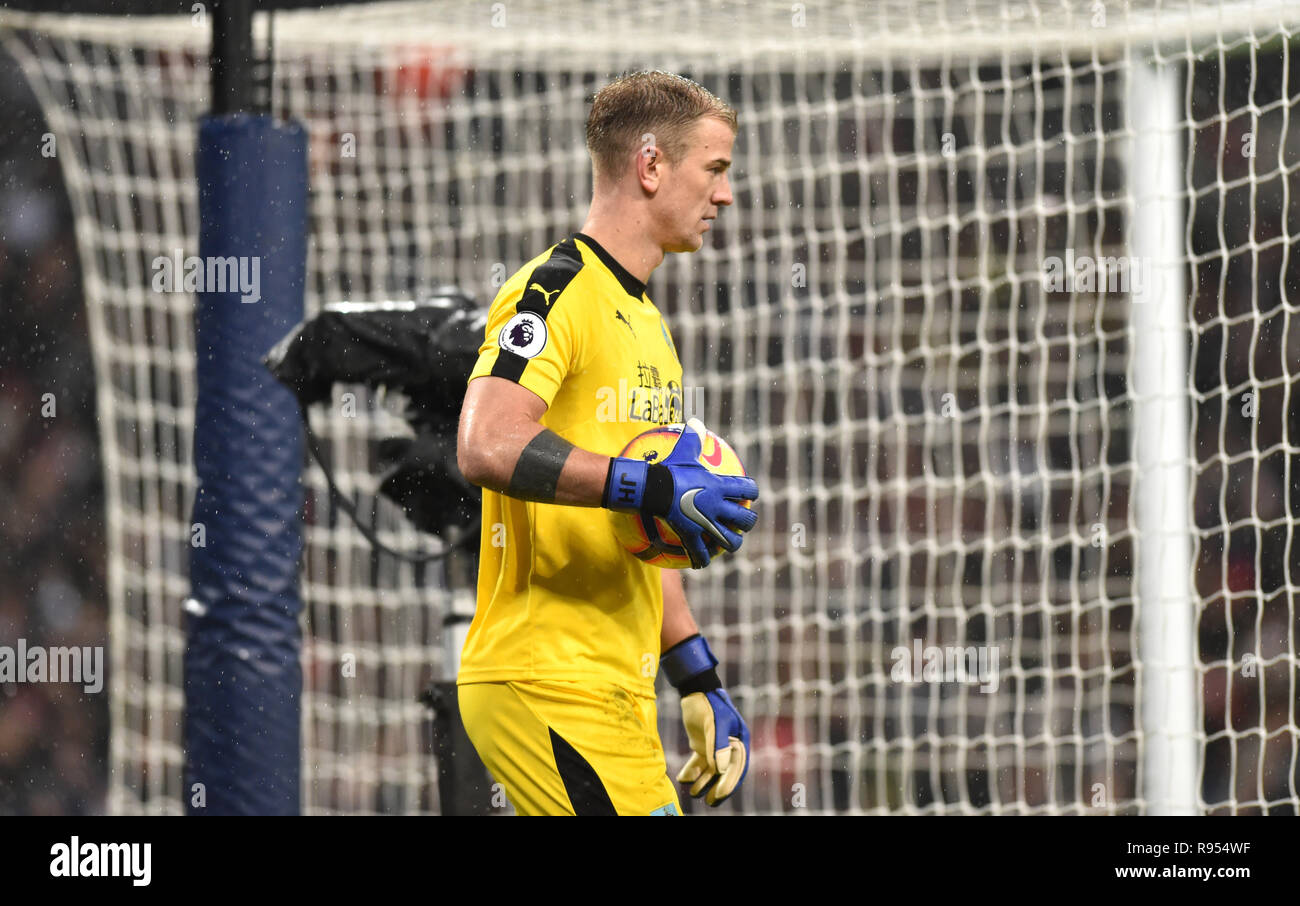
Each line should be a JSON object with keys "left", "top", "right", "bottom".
{"left": 458, "top": 680, "right": 682, "bottom": 816}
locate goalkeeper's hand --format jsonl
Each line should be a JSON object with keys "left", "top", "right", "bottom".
{"left": 602, "top": 417, "right": 759, "bottom": 569}
{"left": 662, "top": 634, "right": 750, "bottom": 807}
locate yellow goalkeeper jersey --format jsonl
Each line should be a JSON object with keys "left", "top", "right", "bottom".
{"left": 458, "top": 233, "right": 685, "bottom": 696}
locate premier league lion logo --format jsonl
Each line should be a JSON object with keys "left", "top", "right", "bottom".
{"left": 508, "top": 320, "right": 534, "bottom": 348}
{"left": 499, "top": 311, "right": 547, "bottom": 359}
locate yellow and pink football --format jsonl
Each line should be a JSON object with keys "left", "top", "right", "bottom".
{"left": 612, "top": 423, "right": 750, "bottom": 569}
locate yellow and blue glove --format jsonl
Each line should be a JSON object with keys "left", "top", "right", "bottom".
{"left": 602, "top": 418, "right": 759, "bottom": 569}
{"left": 662, "top": 633, "right": 749, "bottom": 806}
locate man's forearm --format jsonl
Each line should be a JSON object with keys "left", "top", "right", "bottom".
{"left": 470, "top": 421, "right": 611, "bottom": 506}
{"left": 661, "top": 568, "right": 700, "bottom": 652}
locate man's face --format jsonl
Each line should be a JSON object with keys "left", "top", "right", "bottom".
{"left": 652, "top": 117, "right": 735, "bottom": 254}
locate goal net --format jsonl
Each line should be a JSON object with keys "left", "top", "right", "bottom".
{"left": 4, "top": 0, "right": 1299, "bottom": 814}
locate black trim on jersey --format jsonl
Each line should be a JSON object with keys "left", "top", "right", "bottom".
{"left": 549, "top": 728, "right": 619, "bottom": 816}
{"left": 574, "top": 232, "right": 647, "bottom": 300}
{"left": 490, "top": 239, "right": 585, "bottom": 383}
{"left": 491, "top": 348, "right": 529, "bottom": 382}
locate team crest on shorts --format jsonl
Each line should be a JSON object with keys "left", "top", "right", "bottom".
{"left": 500, "top": 311, "right": 547, "bottom": 358}
{"left": 649, "top": 802, "right": 679, "bottom": 816}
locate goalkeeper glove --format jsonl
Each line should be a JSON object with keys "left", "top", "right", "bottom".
{"left": 661, "top": 633, "right": 749, "bottom": 806}
{"left": 602, "top": 418, "right": 759, "bottom": 569}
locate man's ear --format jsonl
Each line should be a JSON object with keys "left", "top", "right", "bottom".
{"left": 636, "top": 137, "right": 662, "bottom": 194}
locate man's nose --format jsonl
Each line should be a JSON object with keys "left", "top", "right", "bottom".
{"left": 714, "top": 174, "right": 733, "bottom": 206}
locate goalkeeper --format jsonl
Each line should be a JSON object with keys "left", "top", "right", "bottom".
{"left": 455, "top": 71, "right": 758, "bottom": 815}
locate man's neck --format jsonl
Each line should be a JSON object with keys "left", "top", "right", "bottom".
{"left": 578, "top": 209, "right": 664, "bottom": 285}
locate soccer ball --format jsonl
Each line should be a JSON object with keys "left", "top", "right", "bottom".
{"left": 612, "top": 423, "right": 751, "bottom": 569}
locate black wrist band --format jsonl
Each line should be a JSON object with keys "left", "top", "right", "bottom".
{"left": 642, "top": 463, "right": 673, "bottom": 515}
{"left": 676, "top": 667, "right": 722, "bottom": 697}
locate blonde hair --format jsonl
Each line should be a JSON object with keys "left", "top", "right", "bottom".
{"left": 585, "top": 71, "right": 737, "bottom": 181}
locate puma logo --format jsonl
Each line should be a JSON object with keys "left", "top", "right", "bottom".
{"left": 615, "top": 309, "right": 635, "bottom": 335}
{"left": 529, "top": 283, "right": 561, "bottom": 306}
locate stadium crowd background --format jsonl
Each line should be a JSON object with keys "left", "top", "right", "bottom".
{"left": 0, "top": 46, "right": 108, "bottom": 814}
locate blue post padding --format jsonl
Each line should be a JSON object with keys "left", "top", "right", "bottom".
{"left": 185, "top": 114, "right": 308, "bottom": 815}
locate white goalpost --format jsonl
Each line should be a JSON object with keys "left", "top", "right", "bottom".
{"left": 4, "top": 0, "right": 1299, "bottom": 814}
{"left": 1128, "top": 60, "right": 1197, "bottom": 816}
